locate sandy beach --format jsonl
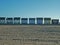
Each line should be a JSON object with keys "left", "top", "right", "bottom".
{"left": 0, "top": 25, "right": 60, "bottom": 45}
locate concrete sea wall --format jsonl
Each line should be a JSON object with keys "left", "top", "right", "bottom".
{"left": 0, "top": 25, "right": 60, "bottom": 45}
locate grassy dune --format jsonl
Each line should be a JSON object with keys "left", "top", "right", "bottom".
{"left": 0, "top": 25, "right": 60, "bottom": 45}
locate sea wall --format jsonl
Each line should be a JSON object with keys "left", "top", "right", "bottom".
{"left": 0, "top": 25, "right": 60, "bottom": 45}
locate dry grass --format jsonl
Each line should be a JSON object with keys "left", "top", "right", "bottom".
{"left": 0, "top": 25, "right": 60, "bottom": 45}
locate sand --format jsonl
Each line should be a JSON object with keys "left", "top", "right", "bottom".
{"left": 0, "top": 25, "right": 60, "bottom": 45}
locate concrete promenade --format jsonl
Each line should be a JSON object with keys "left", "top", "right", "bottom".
{"left": 0, "top": 25, "right": 60, "bottom": 45}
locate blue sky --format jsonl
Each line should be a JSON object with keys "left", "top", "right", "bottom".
{"left": 0, "top": 0, "right": 60, "bottom": 19}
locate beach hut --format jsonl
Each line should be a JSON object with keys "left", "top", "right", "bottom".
{"left": 14, "top": 17, "right": 20, "bottom": 24}
{"left": 36, "top": 18, "right": 43, "bottom": 24}
{"left": 29, "top": 18, "right": 35, "bottom": 24}
{"left": 44, "top": 18, "right": 51, "bottom": 24}
{"left": 0, "top": 17, "right": 5, "bottom": 24}
{"left": 21, "top": 18, "right": 28, "bottom": 24}
{"left": 52, "top": 19, "right": 59, "bottom": 24}
{"left": 6, "top": 17, "right": 13, "bottom": 24}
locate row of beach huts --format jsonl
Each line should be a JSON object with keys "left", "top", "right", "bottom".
{"left": 0, "top": 17, "right": 59, "bottom": 25}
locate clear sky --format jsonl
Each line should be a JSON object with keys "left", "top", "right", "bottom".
{"left": 0, "top": 0, "right": 60, "bottom": 19}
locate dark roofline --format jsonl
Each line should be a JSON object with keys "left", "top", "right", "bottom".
{"left": 0, "top": 17, "right": 5, "bottom": 20}
{"left": 6, "top": 18, "right": 13, "bottom": 20}
{"left": 36, "top": 18, "right": 43, "bottom": 19}
{"left": 29, "top": 18, "right": 35, "bottom": 20}
{"left": 44, "top": 18, "right": 51, "bottom": 20}
{"left": 21, "top": 18, "right": 28, "bottom": 20}
{"left": 14, "top": 17, "right": 20, "bottom": 20}
{"left": 14, "top": 17, "right": 20, "bottom": 18}
{"left": 0, "top": 17, "right": 5, "bottom": 18}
